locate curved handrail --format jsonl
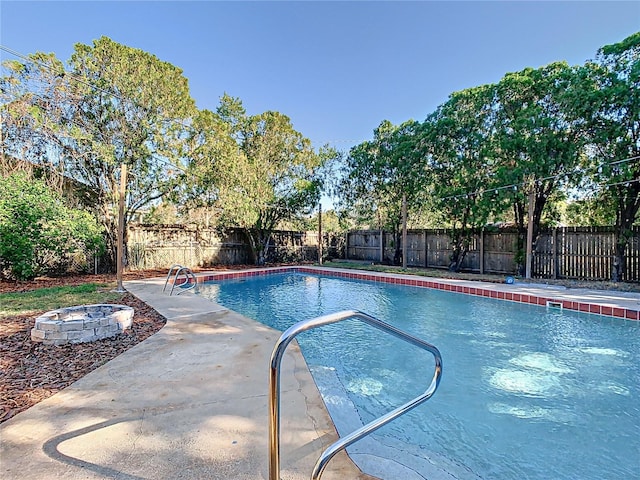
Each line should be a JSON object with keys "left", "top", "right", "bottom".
{"left": 163, "top": 264, "right": 197, "bottom": 296}
{"left": 268, "top": 310, "right": 442, "bottom": 480}
{"left": 169, "top": 266, "right": 197, "bottom": 296}
{"left": 163, "top": 264, "right": 184, "bottom": 292}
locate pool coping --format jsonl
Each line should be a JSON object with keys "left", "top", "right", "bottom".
{"left": 191, "top": 265, "right": 640, "bottom": 321}
{"left": 0, "top": 275, "right": 376, "bottom": 480}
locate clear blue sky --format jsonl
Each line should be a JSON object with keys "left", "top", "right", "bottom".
{"left": 1, "top": 1, "right": 639, "bottom": 151}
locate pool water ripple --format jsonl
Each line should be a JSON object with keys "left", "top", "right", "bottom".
{"left": 197, "top": 273, "right": 640, "bottom": 480}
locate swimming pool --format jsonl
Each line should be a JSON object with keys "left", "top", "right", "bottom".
{"left": 197, "top": 272, "right": 640, "bottom": 480}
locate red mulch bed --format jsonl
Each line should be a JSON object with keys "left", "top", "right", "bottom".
{"left": 0, "top": 271, "right": 172, "bottom": 424}
{"left": 0, "top": 265, "right": 294, "bottom": 424}
{"left": 0, "top": 293, "right": 164, "bottom": 424}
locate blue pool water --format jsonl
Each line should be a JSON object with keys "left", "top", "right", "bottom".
{"left": 197, "top": 273, "right": 640, "bottom": 480}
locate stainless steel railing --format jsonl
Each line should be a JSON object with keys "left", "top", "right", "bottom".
{"left": 163, "top": 264, "right": 197, "bottom": 295}
{"left": 268, "top": 309, "right": 442, "bottom": 480}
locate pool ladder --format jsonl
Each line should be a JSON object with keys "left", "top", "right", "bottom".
{"left": 269, "top": 310, "right": 443, "bottom": 480}
{"left": 163, "top": 264, "right": 197, "bottom": 296}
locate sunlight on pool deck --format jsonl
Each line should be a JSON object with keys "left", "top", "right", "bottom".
{"left": 1, "top": 266, "right": 637, "bottom": 480}
{"left": 0, "top": 275, "right": 374, "bottom": 480}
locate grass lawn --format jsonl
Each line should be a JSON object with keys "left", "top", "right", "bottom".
{"left": 0, "top": 280, "right": 165, "bottom": 423}
{"left": 0, "top": 283, "right": 122, "bottom": 318}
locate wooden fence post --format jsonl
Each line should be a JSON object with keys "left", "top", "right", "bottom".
{"left": 424, "top": 229, "right": 428, "bottom": 268}
{"left": 552, "top": 227, "right": 558, "bottom": 280}
{"left": 479, "top": 228, "right": 485, "bottom": 275}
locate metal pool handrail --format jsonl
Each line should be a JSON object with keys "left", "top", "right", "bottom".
{"left": 163, "top": 264, "right": 184, "bottom": 292}
{"left": 268, "top": 309, "right": 443, "bottom": 480}
{"left": 163, "top": 264, "right": 197, "bottom": 296}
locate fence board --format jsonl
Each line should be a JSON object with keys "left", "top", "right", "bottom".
{"left": 346, "top": 226, "right": 640, "bottom": 282}
{"left": 126, "top": 224, "right": 639, "bottom": 281}
{"left": 127, "top": 224, "right": 343, "bottom": 270}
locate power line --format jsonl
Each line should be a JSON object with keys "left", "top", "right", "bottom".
{"left": 4, "top": 44, "right": 638, "bottom": 208}
{"left": 605, "top": 177, "right": 640, "bottom": 188}
{"left": 438, "top": 155, "right": 640, "bottom": 202}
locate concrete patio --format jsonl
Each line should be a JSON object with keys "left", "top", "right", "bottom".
{"left": 2, "top": 267, "right": 638, "bottom": 479}
{"left": 0, "top": 276, "right": 374, "bottom": 480}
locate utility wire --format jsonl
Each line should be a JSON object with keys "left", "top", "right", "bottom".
{"left": 3, "top": 44, "right": 638, "bottom": 208}
{"left": 438, "top": 155, "right": 640, "bottom": 201}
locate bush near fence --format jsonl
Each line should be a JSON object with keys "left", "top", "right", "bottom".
{"left": 345, "top": 227, "right": 640, "bottom": 282}
{"left": 126, "top": 224, "right": 344, "bottom": 270}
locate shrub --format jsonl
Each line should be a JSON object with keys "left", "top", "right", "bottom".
{"left": 0, "top": 173, "right": 104, "bottom": 280}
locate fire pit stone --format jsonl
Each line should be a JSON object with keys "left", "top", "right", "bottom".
{"left": 31, "top": 304, "right": 134, "bottom": 346}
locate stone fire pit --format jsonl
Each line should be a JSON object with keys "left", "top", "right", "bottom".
{"left": 31, "top": 304, "right": 134, "bottom": 346}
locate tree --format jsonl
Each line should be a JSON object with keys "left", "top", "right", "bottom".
{"left": 65, "top": 37, "right": 196, "bottom": 269}
{"left": 0, "top": 173, "right": 103, "bottom": 280}
{"left": 562, "top": 197, "right": 617, "bottom": 226}
{"left": 338, "top": 119, "right": 424, "bottom": 264}
{"left": 1, "top": 52, "right": 69, "bottom": 193}
{"left": 1, "top": 37, "right": 197, "bottom": 271}
{"left": 169, "top": 107, "right": 238, "bottom": 227}
{"left": 566, "top": 32, "right": 640, "bottom": 281}
{"left": 183, "top": 95, "right": 336, "bottom": 265}
{"left": 419, "top": 85, "right": 501, "bottom": 271}
{"left": 492, "top": 62, "right": 582, "bottom": 273}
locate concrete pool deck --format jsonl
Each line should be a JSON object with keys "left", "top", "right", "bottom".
{"left": 1, "top": 267, "right": 638, "bottom": 480}
{"left": 0, "top": 276, "right": 375, "bottom": 480}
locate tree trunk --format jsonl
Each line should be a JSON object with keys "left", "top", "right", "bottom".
{"left": 245, "top": 228, "right": 271, "bottom": 266}
{"left": 101, "top": 217, "right": 131, "bottom": 274}
{"left": 612, "top": 240, "right": 626, "bottom": 283}
{"left": 393, "top": 230, "right": 402, "bottom": 266}
{"left": 243, "top": 229, "right": 259, "bottom": 265}
{"left": 448, "top": 228, "right": 469, "bottom": 272}
{"left": 257, "top": 233, "right": 270, "bottom": 265}
{"left": 612, "top": 221, "right": 635, "bottom": 282}
{"left": 611, "top": 182, "right": 640, "bottom": 282}
{"left": 101, "top": 217, "right": 118, "bottom": 273}
{"left": 391, "top": 219, "right": 402, "bottom": 266}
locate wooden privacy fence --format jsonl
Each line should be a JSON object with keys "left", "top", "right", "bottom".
{"left": 533, "top": 226, "right": 639, "bottom": 282}
{"left": 346, "top": 226, "right": 640, "bottom": 282}
{"left": 126, "top": 224, "right": 344, "bottom": 270}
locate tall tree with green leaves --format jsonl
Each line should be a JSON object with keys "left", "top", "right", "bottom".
{"left": 492, "top": 62, "right": 582, "bottom": 273}
{"left": 170, "top": 107, "right": 239, "bottom": 227}
{"left": 338, "top": 119, "right": 423, "bottom": 264}
{"left": 184, "top": 94, "right": 336, "bottom": 265}
{"left": 565, "top": 32, "right": 640, "bottom": 281}
{"left": 65, "top": 37, "right": 196, "bottom": 268}
{"left": 1, "top": 37, "right": 197, "bottom": 270}
{"left": 420, "top": 85, "right": 501, "bottom": 271}
{"left": 1, "top": 52, "right": 70, "bottom": 191}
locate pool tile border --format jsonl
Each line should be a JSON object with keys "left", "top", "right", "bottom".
{"left": 194, "top": 266, "right": 639, "bottom": 322}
